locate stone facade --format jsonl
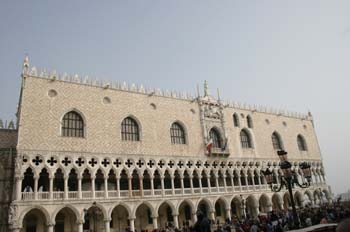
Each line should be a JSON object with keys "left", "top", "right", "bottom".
{"left": 5, "top": 59, "right": 331, "bottom": 232}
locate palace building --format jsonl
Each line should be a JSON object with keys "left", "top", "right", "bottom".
{"left": 1, "top": 57, "right": 331, "bottom": 232}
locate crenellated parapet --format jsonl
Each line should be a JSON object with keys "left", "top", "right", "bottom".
{"left": 22, "top": 57, "right": 311, "bottom": 121}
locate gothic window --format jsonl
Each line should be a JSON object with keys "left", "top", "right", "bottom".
{"left": 170, "top": 122, "right": 186, "bottom": 144}
{"left": 209, "top": 128, "right": 221, "bottom": 148}
{"left": 233, "top": 113, "right": 240, "bottom": 127}
{"left": 121, "top": 117, "right": 140, "bottom": 141}
{"left": 240, "top": 129, "right": 252, "bottom": 149}
{"left": 297, "top": 134, "right": 307, "bottom": 151}
{"left": 272, "top": 132, "right": 283, "bottom": 150}
{"left": 62, "top": 111, "right": 84, "bottom": 137}
{"left": 247, "top": 115, "right": 253, "bottom": 128}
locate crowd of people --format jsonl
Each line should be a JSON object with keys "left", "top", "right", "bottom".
{"left": 150, "top": 202, "right": 350, "bottom": 232}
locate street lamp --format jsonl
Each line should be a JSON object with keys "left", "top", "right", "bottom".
{"left": 261, "top": 150, "right": 311, "bottom": 229}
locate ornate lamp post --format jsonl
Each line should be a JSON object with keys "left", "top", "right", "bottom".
{"left": 262, "top": 150, "right": 312, "bottom": 229}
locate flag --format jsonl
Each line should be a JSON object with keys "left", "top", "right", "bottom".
{"left": 206, "top": 138, "right": 213, "bottom": 154}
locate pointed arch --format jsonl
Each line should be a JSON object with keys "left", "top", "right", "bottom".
{"left": 121, "top": 116, "right": 140, "bottom": 141}
{"left": 61, "top": 110, "right": 85, "bottom": 137}
{"left": 247, "top": 115, "right": 253, "bottom": 128}
{"left": 170, "top": 121, "right": 187, "bottom": 144}
{"left": 272, "top": 131, "right": 284, "bottom": 150}
{"left": 19, "top": 206, "right": 50, "bottom": 226}
{"left": 51, "top": 205, "right": 80, "bottom": 222}
{"left": 233, "top": 113, "right": 240, "bottom": 127}
{"left": 240, "top": 129, "right": 253, "bottom": 149}
{"left": 297, "top": 134, "right": 308, "bottom": 151}
{"left": 209, "top": 127, "right": 222, "bottom": 148}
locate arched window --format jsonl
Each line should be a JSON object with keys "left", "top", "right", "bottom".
{"left": 297, "top": 135, "right": 307, "bottom": 151}
{"left": 209, "top": 128, "right": 221, "bottom": 148}
{"left": 170, "top": 122, "right": 186, "bottom": 144}
{"left": 121, "top": 117, "right": 140, "bottom": 141}
{"left": 272, "top": 132, "right": 283, "bottom": 150}
{"left": 247, "top": 115, "right": 253, "bottom": 128}
{"left": 240, "top": 129, "right": 252, "bottom": 149}
{"left": 62, "top": 111, "right": 84, "bottom": 137}
{"left": 233, "top": 113, "right": 240, "bottom": 127}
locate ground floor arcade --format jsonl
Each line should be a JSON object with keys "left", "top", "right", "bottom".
{"left": 11, "top": 187, "right": 331, "bottom": 232}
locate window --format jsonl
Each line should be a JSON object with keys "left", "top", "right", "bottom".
{"left": 170, "top": 122, "right": 186, "bottom": 144}
{"left": 247, "top": 115, "right": 253, "bottom": 128}
{"left": 272, "top": 132, "right": 283, "bottom": 150}
{"left": 121, "top": 117, "right": 140, "bottom": 141}
{"left": 209, "top": 128, "right": 221, "bottom": 148}
{"left": 240, "top": 129, "right": 252, "bottom": 149}
{"left": 233, "top": 113, "right": 240, "bottom": 127}
{"left": 62, "top": 111, "right": 84, "bottom": 137}
{"left": 297, "top": 135, "right": 307, "bottom": 151}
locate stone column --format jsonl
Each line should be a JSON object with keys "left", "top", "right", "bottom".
{"left": 173, "top": 214, "right": 179, "bottom": 228}
{"left": 244, "top": 176, "right": 248, "bottom": 189}
{"left": 49, "top": 176, "right": 54, "bottom": 199}
{"left": 77, "top": 220, "right": 84, "bottom": 232}
{"left": 241, "top": 199, "right": 246, "bottom": 219}
{"left": 207, "top": 176, "right": 211, "bottom": 193}
{"left": 257, "top": 174, "right": 262, "bottom": 186}
{"left": 116, "top": 177, "right": 120, "bottom": 197}
{"left": 78, "top": 176, "right": 82, "bottom": 199}
{"left": 255, "top": 206, "right": 260, "bottom": 217}
{"left": 267, "top": 204, "right": 272, "bottom": 212}
{"left": 223, "top": 175, "right": 227, "bottom": 192}
{"left": 15, "top": 177, "right": 23, "bottom": 201}
{"left": 225, "top": 208, "right": 231, "bottom": 221}
{"left": 128, "top": 177, "right": 132, "bottom": 197}
{"left": 215, "top": 175, "right": 220, "bottom": 192}
{"left": 192, "top": 212, "right": 197, "bottom": 223}
{"left": 104, "top": 219, "right": 111, "bottom": 232}
{"left": 150, "top": 177, "right": 154, "bottom": 196}
{"left": 180, "top": 177, "right": 184, "bottom": 194}
{"left": 104, "top": 175, "right": 109, "bottom": 198}
{"left": 91, "top": 177, "right": 96, "bottom": 199}
{"left": 139, "top": 176, "right": 144, "bottom": 197}
{"left": 129, "top": 218, "right": 135, "bottom": 232}
{"left": 171, "top": 177, "right": 175, "bottom": 195}
{"left": 274, "top": 170, "right": 280, "bottom": 185}
{"left": 238, "top": 175, "right": 242, "bottom": 191}
{"left": 161, "top": 177, "right": 165, "bottom": 196}
{"left": 64, "top": 175, "right": 69, "bottom": 200}
{"left": 190, "top": 175, "right": 194, "bottom": 194}
{"left": 231, "top": 176, "right": 234, "bottom": 192}
{"left": 47, "top": 223, "right": 54, "bottom": 232}
{"left": 34, "top": 175, "right": 39, "bottom": 200}
{"left": 209, "top": 211, "right": 215, "bottom": 222}
{"left": 252, "top": 175, "right": 256, "bottom": 190}
{"left": 199, "top": 177, "right": 203, "bottom": 194}
{"left": 152, "top": 216, "right": 158, "bottom": 230}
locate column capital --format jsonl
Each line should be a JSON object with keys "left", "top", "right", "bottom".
{"left": 15, "top": 176, "right": 23, "bottom": 181}
{"left": 76, "top": 219, "right": 84, "bottom": 225}
{"left": 47, "top": 222, "right": 55, "bottom": 227}
{"left": 128, "top": 217, "right": 136, "bottom": 220}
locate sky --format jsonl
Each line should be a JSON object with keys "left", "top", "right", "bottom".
{"left": 0, "top": 1, "right": 349, "bottom": 194}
